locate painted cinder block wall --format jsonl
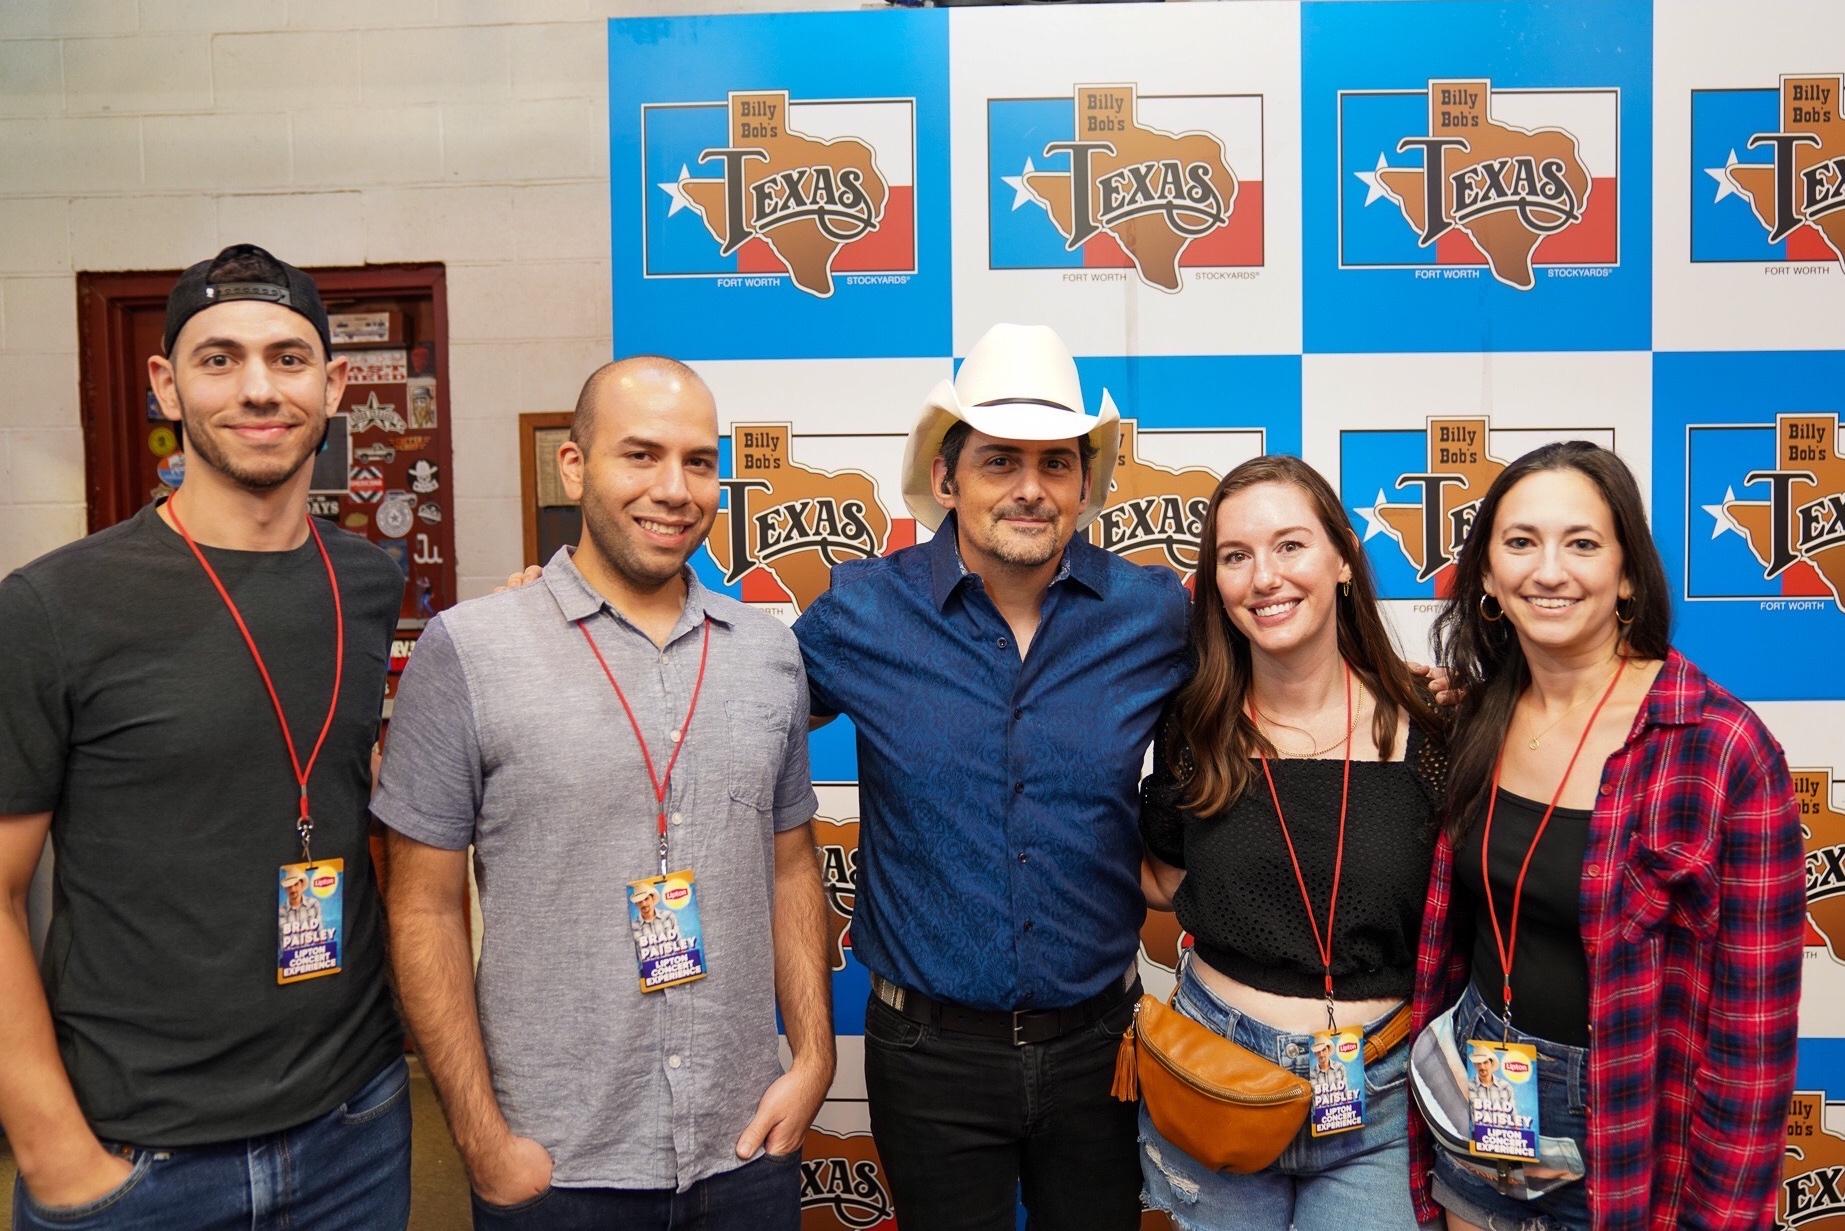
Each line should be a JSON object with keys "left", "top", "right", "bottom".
{"left": 0, "top": 0, "right": 859, "bottom": 596}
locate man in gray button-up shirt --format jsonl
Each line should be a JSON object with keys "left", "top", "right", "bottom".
{"left": 375, "top": 357, "right": 831, "bottom": 1230}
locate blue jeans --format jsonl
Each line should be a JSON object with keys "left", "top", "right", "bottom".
{"left": 11, "top": 1056, "right": 411, "bottom": 1230}
{"left": 1429, "top": 982, "right": 1591, "bottom": 1231}
{"left": 468, "top": 1150, "right": 802, "bottom": 1231}
{"left": 1138, "top": 959, "right": 1422, "bottom": 1231}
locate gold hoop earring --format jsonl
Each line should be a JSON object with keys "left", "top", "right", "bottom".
{"left": 1615, "top": 595, "right": 1636, "bottom": 626}
{"left": 1479, "top": 593, "right": 1504, "bottom": 623}
{"left": 1340, "top": 580, "right": 1351, "bottom": 598}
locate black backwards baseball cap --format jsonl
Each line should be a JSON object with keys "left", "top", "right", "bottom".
{"left": 163, "top": 243, "right": 333, "bottom": 359}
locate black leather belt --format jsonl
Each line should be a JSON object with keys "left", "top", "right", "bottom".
{"left": 872, "top": 970, "right": 1139, "bottom": 1047}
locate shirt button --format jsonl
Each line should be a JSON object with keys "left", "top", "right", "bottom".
{"left": 1023, "top": 920, "right": 1034, "bottom": 933}
{"left": 997, "top": 636, "right": 1008, "bottom": 649}
{"left": 1018, "top": 852, "right": 1028, "bottom": 864}
{"left": 668, "top": 1054, "right": 682, "bottom": 1069}
{"left": 1013, "top": 708, "right": 1023, "bottom": 720}
{"left": 1585, "top": 864, "right": 1600, "bottom": 878}
{"left": 1599, "top": 784, "right": 1612, "bottom": 796}
{"left": 670, "top": 729, "right": 682, "bottom": 743}
{"left": 1022, "top": 990, "right": 1034, "bottom": 1003}
{"left": 1014, "top": 782, "right": 1025, "bottom": 794}
{"left": 671, "top": 811, "right": 684, "bottom": 826}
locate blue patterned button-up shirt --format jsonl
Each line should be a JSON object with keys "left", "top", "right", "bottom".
{"left": 793, "top": 516, "right": 1190, "bottom": 1011}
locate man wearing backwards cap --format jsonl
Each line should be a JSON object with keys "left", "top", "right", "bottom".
{"left": 0, "top": 244, "right": 409, "bottom": 1228}
{"left": 793, "top": 323, "right": 1190, "bottom": 1230}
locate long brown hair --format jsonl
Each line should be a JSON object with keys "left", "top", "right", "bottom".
{"left": 1431, "top": 441, "right": 1671, "bottom": 843}
{"left": 1169, "top": 455, "right": 1444, "bottom": 815}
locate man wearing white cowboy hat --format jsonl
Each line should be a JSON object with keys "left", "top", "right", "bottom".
{"left": 794, "top": 323, "right": 1190, "bottom": 1230}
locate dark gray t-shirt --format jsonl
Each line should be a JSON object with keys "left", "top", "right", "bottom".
{"left": 0, "top": 503, "right": 404, "bottom": 1145}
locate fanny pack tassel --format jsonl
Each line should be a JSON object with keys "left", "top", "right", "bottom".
{"left": 1111, "top": 1002, "right": 1141, "bottom": 1102}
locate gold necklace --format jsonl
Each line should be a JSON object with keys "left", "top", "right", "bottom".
{"left": 1523, "top": 657, "right": 1626, "bottom": 750}
{"left": 1256, "top": 698, "right": 1360, "bottom": 758}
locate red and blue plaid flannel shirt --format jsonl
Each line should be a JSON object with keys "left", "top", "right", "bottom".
{"left": 1409, "top": 650, "right": 1804, "bottom": 1229}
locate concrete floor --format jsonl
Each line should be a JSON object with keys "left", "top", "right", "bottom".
{"left": 0, "top": 1058, "right": 473, "bottom": 1231}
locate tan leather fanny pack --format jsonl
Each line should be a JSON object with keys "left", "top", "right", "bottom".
{"left": 1111, "top": 992, "right": 1413, "bottom": 1175}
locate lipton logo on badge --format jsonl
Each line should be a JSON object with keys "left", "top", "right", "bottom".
{"left": 1797, "top": 769, "right": 1845, "bottom": 966}
{"left": 1782, "top": 1091, "right": 1845, "bottom": 1229}
{"left": 1703, "top": 414, "right": 1845, "bottom": 608}
{"left": 1089, "top": 420, "right": 1220, "bottom": 572}
{"left": 651, "top": 91, "right": 915, "bottom": 298}
{"left": 993, "top": 84, "right": 1259, "bottom": 291}
{"left": 799, "top": 1127, "right": 895, "bottom": 1230}
{"left": 1344, "top": 79, "right": 1618, "bottom": 288}
{"left": 1698, "top": 75, "right": 1845, "bottom": 265}
{"left": 813, "top": 815, "right": 858, "bottom": 973}
{"left": 1351, "top": 417, "right": 1506, "bottom": 590}
{"left": 708, "top": 424, "right": 891, "bottom": 614}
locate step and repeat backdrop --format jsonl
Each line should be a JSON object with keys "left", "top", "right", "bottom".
{"left": 609, "top": 3, "right": 1845, "bottom": 1225}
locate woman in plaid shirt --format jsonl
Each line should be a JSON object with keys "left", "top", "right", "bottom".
{"left": 1408, "top": 442, "right": 1803, "bottom": 1230}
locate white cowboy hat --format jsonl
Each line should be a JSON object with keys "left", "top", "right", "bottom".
{"left": 900, "top": 323, "right": 1119, "bottom": 533}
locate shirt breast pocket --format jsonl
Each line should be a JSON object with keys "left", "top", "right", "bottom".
{"left": 726, "top": 699, "right": 790, "bottom": 813}
{"left": 1617, "top": 836, "right": 1719, "bottom": 945}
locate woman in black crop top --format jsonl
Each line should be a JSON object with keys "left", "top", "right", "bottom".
{"left": 1136, "top": 455, "right": 1445, "bottom": 1231}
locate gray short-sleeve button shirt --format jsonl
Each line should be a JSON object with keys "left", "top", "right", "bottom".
{"left": 373, "top": 548, "right": 818, "bottom": 1192}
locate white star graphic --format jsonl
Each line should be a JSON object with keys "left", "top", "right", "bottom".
{"left": 1352, "top": 490, "right": 1394, "bottom": 542}
{"left": 1354, "top": 153, "right": 1394, "bottom": 207}
{"left": 1000, "top": 158, "right": 1042, "bottom": 212}
{"left": 1702, "top": 486, "right": 1744, "bottom": 540}
{"left": 657, "top": 164, "right": 694, "bottom": 217}
{"left": 1705, "top": 150, "right": 1742, "bottom": 204}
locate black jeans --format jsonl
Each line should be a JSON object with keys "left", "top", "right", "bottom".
{"left": 863, "top": 989, "right": 1143, "bottom": 1231}
{"left": 469, "top": 1150, "right": 801, "bottom": 1231}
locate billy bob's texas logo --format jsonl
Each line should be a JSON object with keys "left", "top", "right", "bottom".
{"left": 989, "top": 83, "right": 1262, "bottom": 292}
{"left": 1783, "top": 1088, "right": 1845, "bottom": 1229}
{"left": 643, "top": 90, "right": 915, "bottom": 298}
{"left": 1687, "top": 412, "right": 1845, "bottom": 610}
{"left": 1341, "top": 417, "right": 1617, "bottom": 600}
{"left": 798, "top": 1124, "right": 894, "bottom": 1231}
{"left": 1693, "top": 73, "right": 1845, "bottom": 266}
{"left": 1340, "top": 78, "right": 1619, "bottom": 290}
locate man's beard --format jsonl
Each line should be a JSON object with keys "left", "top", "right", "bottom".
{"left": 175, "top": 389, "right": 322, "bottom": 493}
{"left": 974, "top": 499, "right": 1066, "bottom": 567}
{"left": 579, "top": 486, "right": 705, "bottom": 589}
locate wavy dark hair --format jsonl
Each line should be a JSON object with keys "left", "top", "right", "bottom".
{"left": 1431, "top": 441, "right": 1671, "bottom": 843}
{"left": 1168, "top": 455, "right": 1444, "bottom": 815}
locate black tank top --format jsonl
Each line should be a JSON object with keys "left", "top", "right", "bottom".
{"left": 1456, "top": 788, "right": 1593, "bottom": 1047}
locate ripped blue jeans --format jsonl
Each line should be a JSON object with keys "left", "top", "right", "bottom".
{"left": 1138, "top": 960, "right": 1423, "bottom": 1231}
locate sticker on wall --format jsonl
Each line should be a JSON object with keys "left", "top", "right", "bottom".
{"left": 145, "top": 389, "right": 163, "bottom": 421}
{"left": 392, "top": 435, "right": 432, "bottom": 453}
{"left": 354, "top": 442, "right": 395, "bottom": 465}
{"left": 376, "top": 491, "right": 417, "bottom": 539}
{"left": 1303, "top": 0, "right": 1652, "bottom": 352}
{"left": 348, "top": 466, "right": 384, "bottom": 503}
{"left": 379, "top": 537, "right": 409, "bottom": 574}
{"left": 415, "top": 501, "right": 443, "bottom": 525}
{"left": 306, "top": 495, "right": 341, "bottom": 519}
{"left": 344, "top": 512, "right": 370, "bottom": 530}
{"left": 348, "top": 391, "right": 406, "bottom": 435}
{"left": 408, "top": 460, "right": 439, "bottom": 494}
{"left": 988, "top": 83, "right": 1260, "bottom": 292}
{"left": 329, "top": 313, "right": 393, "bottom": 345}
{"left": 345, "top": 350, "right": 407, "bottom": 384}
{"left": 407, "top": 379, "right": 438, "bottom": 430}
{"left": 156, "top": 451, "right": 185, "bottom": 487}
{"left": 612, "top": 9, "right": 950, "bottom": 359}
{"left": 147, "top": 425, "right": 177, "bottom": 457}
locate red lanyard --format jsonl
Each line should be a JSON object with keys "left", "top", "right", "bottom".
{"left": 1480, "top": 659, "right": 1626, "bottom": 1034}
{"left": 1250, "top": 662, "right": 1353, "bottom": 1030}
{"left": 577, "top": 617, "right": 712, "bottom": 875}
{"left": 167, "top": 493, "right": 345, "bottom": 862}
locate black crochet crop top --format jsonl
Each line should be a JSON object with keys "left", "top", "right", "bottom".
{"left": 1140, "top": 716, "right": 1446, "bottom": 1000}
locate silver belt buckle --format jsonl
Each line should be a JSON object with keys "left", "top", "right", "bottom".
{"left": 1011, "top": 1010, "right": 1027, "bottom": 1047}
